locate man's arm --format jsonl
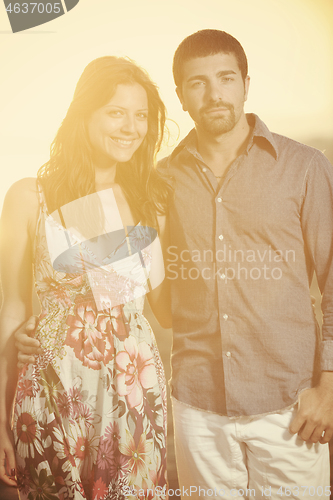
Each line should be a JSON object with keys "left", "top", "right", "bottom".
{"left": 15, "top": 316, "right": 41, "bottom": 368}
{"left": 289, "top": 150, "right": 333, "bottom": 443}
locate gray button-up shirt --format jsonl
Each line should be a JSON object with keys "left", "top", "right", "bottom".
{"left": 159, "top": 114, "right": 333, "bottom": 417}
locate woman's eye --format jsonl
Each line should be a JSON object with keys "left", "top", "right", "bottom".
{"left": 136, "top": 113, "right": 148, "bottom": 120}
{"left": 108, "top": 110, "right": 123, "bottom": 117}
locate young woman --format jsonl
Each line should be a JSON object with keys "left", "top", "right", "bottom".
{"left": 0, "top": 56, "right": 171, "bottom": 499}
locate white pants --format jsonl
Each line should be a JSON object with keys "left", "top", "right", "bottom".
{"left": 172, "top": 397, "right": 330, "bottom": 500}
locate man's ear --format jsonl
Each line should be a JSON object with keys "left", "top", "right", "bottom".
{"left": 176, "top": 86, "right": 187, "bottom": 112}
{"left": 244, "top": 75, "right": 250, "bottom": 102}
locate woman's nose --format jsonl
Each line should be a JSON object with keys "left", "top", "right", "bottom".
{"left": 121, "top": 114, "right": 136, "bottom": 134}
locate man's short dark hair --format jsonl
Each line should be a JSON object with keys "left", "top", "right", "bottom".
{"left": 173, "top": 29, "right": 248, "bottom": 87}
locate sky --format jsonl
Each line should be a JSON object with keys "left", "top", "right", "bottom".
{"left": 0, "top": 0, "right": 332, "bottom": 209}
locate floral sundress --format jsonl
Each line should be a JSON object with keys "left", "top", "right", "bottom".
{"left": 13, "top": 185, "right": 167, "bottom": 500}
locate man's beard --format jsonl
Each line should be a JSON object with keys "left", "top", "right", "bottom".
{"left": 198, "top": 102, "right": 236, "bottom": 136}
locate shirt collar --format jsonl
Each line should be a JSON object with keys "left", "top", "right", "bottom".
{"left": 171, "top": 113, "right": 279, "bottom": 162}
{"left": 247, "top": 114, "right": 279, "bottom": 160}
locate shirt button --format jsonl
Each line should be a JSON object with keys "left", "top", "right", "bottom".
{"left": 226, "top": 351, "right": 231, "bottom": 358}
{"left": 218, "top": 235, "right": 224, "bottom": 241}
{"left": 223, "top": 313, "right": 228, "bottom": 320}
{"left": 220, "top": 273, "right": 226, "bottom": 280}
{"left": 217, "top": 197, "right": 223, "bottom": 203}
{"left": 202, "top": 167, "right": 207, "bottom": 172}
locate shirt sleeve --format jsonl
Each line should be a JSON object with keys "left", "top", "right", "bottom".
{"left": 300, "top": 150, "right": 333, "bottom": 370}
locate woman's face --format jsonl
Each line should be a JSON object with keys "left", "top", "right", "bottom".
{"left": 87, "top": 82, "right": 148, "bottom": 167}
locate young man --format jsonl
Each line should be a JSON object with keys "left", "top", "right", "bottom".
{"left": 159, "top": 29, "right": 333, "bottom": 499}
{"left": 15, "top": 30, "right": 333, "bottom": 499}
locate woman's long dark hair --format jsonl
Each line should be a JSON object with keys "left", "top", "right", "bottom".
{"left": 37, "top": 56, "right": 170, "bottom": 229}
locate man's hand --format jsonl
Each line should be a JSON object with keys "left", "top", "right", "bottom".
{"left": 289, "top": 372, "right": 333, "bottom": 444}
{"left": 15, "top": 315, "right": 41, "bottom": 368}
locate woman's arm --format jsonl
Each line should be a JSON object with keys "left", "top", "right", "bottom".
{"left": 0, "top": 178, "right": 38, "bottom": 485}
{"left": 146, "top": 215, "right": 172, "bottom": 329}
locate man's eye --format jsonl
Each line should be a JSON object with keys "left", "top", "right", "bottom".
{"left": 222, "top": 77, "right": 233, "bottom": 83}
{"left": 192, "top": 81, "right": 205, "bottom": 88}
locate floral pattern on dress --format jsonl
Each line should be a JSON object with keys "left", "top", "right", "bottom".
{"left": 13, "top": 186, "right": 167, "bottom": 499}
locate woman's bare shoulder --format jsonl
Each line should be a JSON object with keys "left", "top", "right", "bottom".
{"left": 7, "top": 177, "right": 38, "bottom": 194}
{"left": 4, "top": 177, "right": 38, "bottom": 202}
{"left": 2, "top": 178, "right": 39, "bottom": 221}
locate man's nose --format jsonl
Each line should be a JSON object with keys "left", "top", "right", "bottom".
{"left": 206, "top": 81, "right": 223, "bottom": 102}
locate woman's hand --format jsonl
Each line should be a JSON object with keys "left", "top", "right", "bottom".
{"left": 15, "top": 316, "right": 41, "bottom": 368}
{"left": 0, "top": 425, "right": 17, "bottom": 486}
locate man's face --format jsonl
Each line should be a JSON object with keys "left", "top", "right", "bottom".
{"left": 177, "top": 52, "right": 250, "bottom": 136}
